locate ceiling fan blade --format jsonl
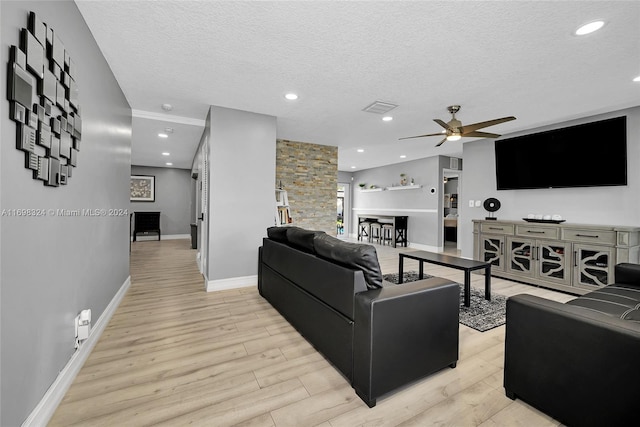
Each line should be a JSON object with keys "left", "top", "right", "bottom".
{"left": 434, "top": 119, "right": 454, "bottom": 132}
{"left": 461, "top": 131, "right": 501, "bottom": 139}
{"left": 399, "top": 132, "right": 444, "bottom": 140}
{"left": 461, "top": 116, "right": 516, "bottom": 133}
{"left": 435, "top": 137, "right": 448, "bottom": 147}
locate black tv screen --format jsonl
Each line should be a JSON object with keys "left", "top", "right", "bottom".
{"left": 495, "top": 116, "right": 627, "bottom": 190}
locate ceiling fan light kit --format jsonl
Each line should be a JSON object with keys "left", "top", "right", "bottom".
{"left": 400, "top": 105, "right": 516, "bottom": 147}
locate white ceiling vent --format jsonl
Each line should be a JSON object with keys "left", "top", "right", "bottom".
{"left": 362, "top": 100, "right": 399, "bottom": 114}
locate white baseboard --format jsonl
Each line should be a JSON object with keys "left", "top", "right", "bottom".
{"left": 206, "top": 275, "right": 257, "bottom": 292}
{"left": 408, "top": 242, "right": 441, "bottom": 252}
{"left": 22, "top": 276, "right": 132, "bottom": 427}
{"left": 131, "top": 234, "right": 190, "bottom": 242}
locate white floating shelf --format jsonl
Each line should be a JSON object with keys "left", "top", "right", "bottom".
{"left": 360, "top": 187, "right": 384, "bottom": 192}
{"left": 386, "top": 184, "right": 422, "bottom": 191}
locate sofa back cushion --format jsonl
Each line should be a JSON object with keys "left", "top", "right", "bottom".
{"left": 286, "top": 227, "right": 325, "bottom": 253}
{"left": 566, "top": 283, "right": 640, "bottom": 321}
{"left": 266, "top": 226, "right": 326, "bottom": 254}
{"left": 314, "top": 234, "right": 383, "bottom": 289}
{"left": 266, "top": 226, "right": 289, "bottom": 243}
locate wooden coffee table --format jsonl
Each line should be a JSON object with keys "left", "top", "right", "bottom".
{"left": 398, "top": 251, "right": 491, "bottom": 307}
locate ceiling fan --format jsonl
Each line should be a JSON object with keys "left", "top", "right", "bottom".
{"left": 399, "top": 105, "right": 516, "bottom": 147}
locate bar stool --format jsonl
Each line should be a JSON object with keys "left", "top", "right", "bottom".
{"left": 381, "top": 223, "right": 394, "bottom": 246}
{"left": 395, "top": 226, "right": 407, "bottom": 247}
{"left": 358, "top": 221, "right": 371, "bottom": 241}
{"left": 370, "top": 222, "right": 382, "bottom": 244}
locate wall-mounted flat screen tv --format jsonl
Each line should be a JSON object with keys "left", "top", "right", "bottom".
{"left": 495, "top": 116, "right": 627, "bottom": 190}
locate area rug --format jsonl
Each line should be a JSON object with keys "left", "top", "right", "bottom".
{"left": 382, "top": 271, "right": 507, "bottom": 332}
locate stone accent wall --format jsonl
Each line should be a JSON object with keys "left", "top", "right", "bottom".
{"left": 276, "top": 139, "right": 338, "bottom": 234}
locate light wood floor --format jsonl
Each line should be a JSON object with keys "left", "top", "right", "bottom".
{"left": 50, "top": 238, "right": 574, "bottom": 426}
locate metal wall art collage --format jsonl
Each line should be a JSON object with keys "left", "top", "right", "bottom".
{"left": 7, "top": 11, "right": 82, "bottom": 187}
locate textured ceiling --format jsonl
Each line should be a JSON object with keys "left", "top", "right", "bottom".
{"left": 75, "top": 1, "right": 640, "bottom": 171}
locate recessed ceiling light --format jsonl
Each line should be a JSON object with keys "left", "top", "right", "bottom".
{"left": 162, "top": 152, "right": 170, "bottom": 156}
{"left": 633, "top": 75, "right": 640, "bottom": 82}
{"left": 161, "top": 103, "right": 173, "bottom": 111}
{"left": 400, "top": 155, "right": 407, "bottom": 158}
{"left": 166, "top": 162, "right": 173, "bottom": 166}
{"left": 382, "top": 116, "right": 393, "bottom": 122}
{"left": 357, "top": 149, "right": 364, "bottom": 153}
{"left": 575, "top": 20, "right": 605, "bottom": 36}
{"left": 158, "top": 133, "right": 168, "bottom": 138}
{"left": 164, "top": 127, "right": 174, "bottom": 133}
{"left": 351, "top": 166, "right": 356, "bottom": 169}
{"left": 284, "top": 93, "right": 298, "bottom": 100}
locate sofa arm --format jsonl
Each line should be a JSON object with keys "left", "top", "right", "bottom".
{"left": 615, "top": 262, "right": 640, "bottom": 287}
{"left": 257, "top": 246, "right": 263, "bottom": 296}
{"left": 353, "top": 277, "right": 459, "bottom": 407}
{"left": 504, "top": 294, "right": 640, "bottom": 427}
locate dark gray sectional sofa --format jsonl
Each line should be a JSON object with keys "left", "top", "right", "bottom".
{"left": 258, "top": 226, "right": 460, "bottom": 407}
{"left": 504, "top": 263, "right": 640, "bottom": 426}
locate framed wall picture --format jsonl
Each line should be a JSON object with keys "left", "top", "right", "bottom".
{"left": 130, "top": 175, "right": 155, "bottom": 202}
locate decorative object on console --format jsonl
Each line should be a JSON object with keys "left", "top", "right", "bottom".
{"left": 522, "top": 218, "right": 566, "bottom": 224}
{"left": 400, "top": 173, "right": 407, "bottom": 185}
{"left": 7, "top": 12, "right": 83, "bottom": 187}
{"left": 483, "top": 197, "right": 501, "bottom": 220}
{"left": 130, "top": 175, "right": 155, "bottom": 202}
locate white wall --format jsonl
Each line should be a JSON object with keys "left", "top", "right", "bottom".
{"left": 205, "top": 106, "right": 276, "bottom": 288}
{"left": 351, "top": 156, "right": 443, "bottom": 249}
{"left": 460, "top": 106, "right": 640, "bottom": 258}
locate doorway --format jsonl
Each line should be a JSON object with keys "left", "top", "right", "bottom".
{"left": 337, "top": 183, "right": 350, "bottom": 238}
{"left": 442, "top": 171, "right": 460, "bottom": 253}
{"left": 196, "top": 138, "right": 209, "bottom": 276}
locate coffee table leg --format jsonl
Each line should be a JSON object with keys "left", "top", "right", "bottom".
{"left": 419, "top": 261, "right": 424, "bottom": 280}
{"left": 398, "top": 255, "right": 404, "bottom": 284}
{"left": 485, "top": 265, "right": 491, "bottom": 301}
{"left": 464, "top": 270, "right": 471, "bottom": 307}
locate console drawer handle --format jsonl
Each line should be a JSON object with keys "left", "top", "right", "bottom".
{"left": 576, "top": 234, "right": 599, "bottom": 238}
{"left": 489, "top": 227, "right": 503, "bottom": 230}
{"left": 527, "top": 230, "right": 545, "bottom": 234}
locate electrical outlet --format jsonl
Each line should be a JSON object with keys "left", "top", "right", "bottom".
{"left": 469, "top": 200, "right": 474, "bottom": 207}
{"left": 475, "top": 200, "right": 482, "bottom": 207}
{"left": 74, "top": 309, "right": 91, "bottom": 349}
